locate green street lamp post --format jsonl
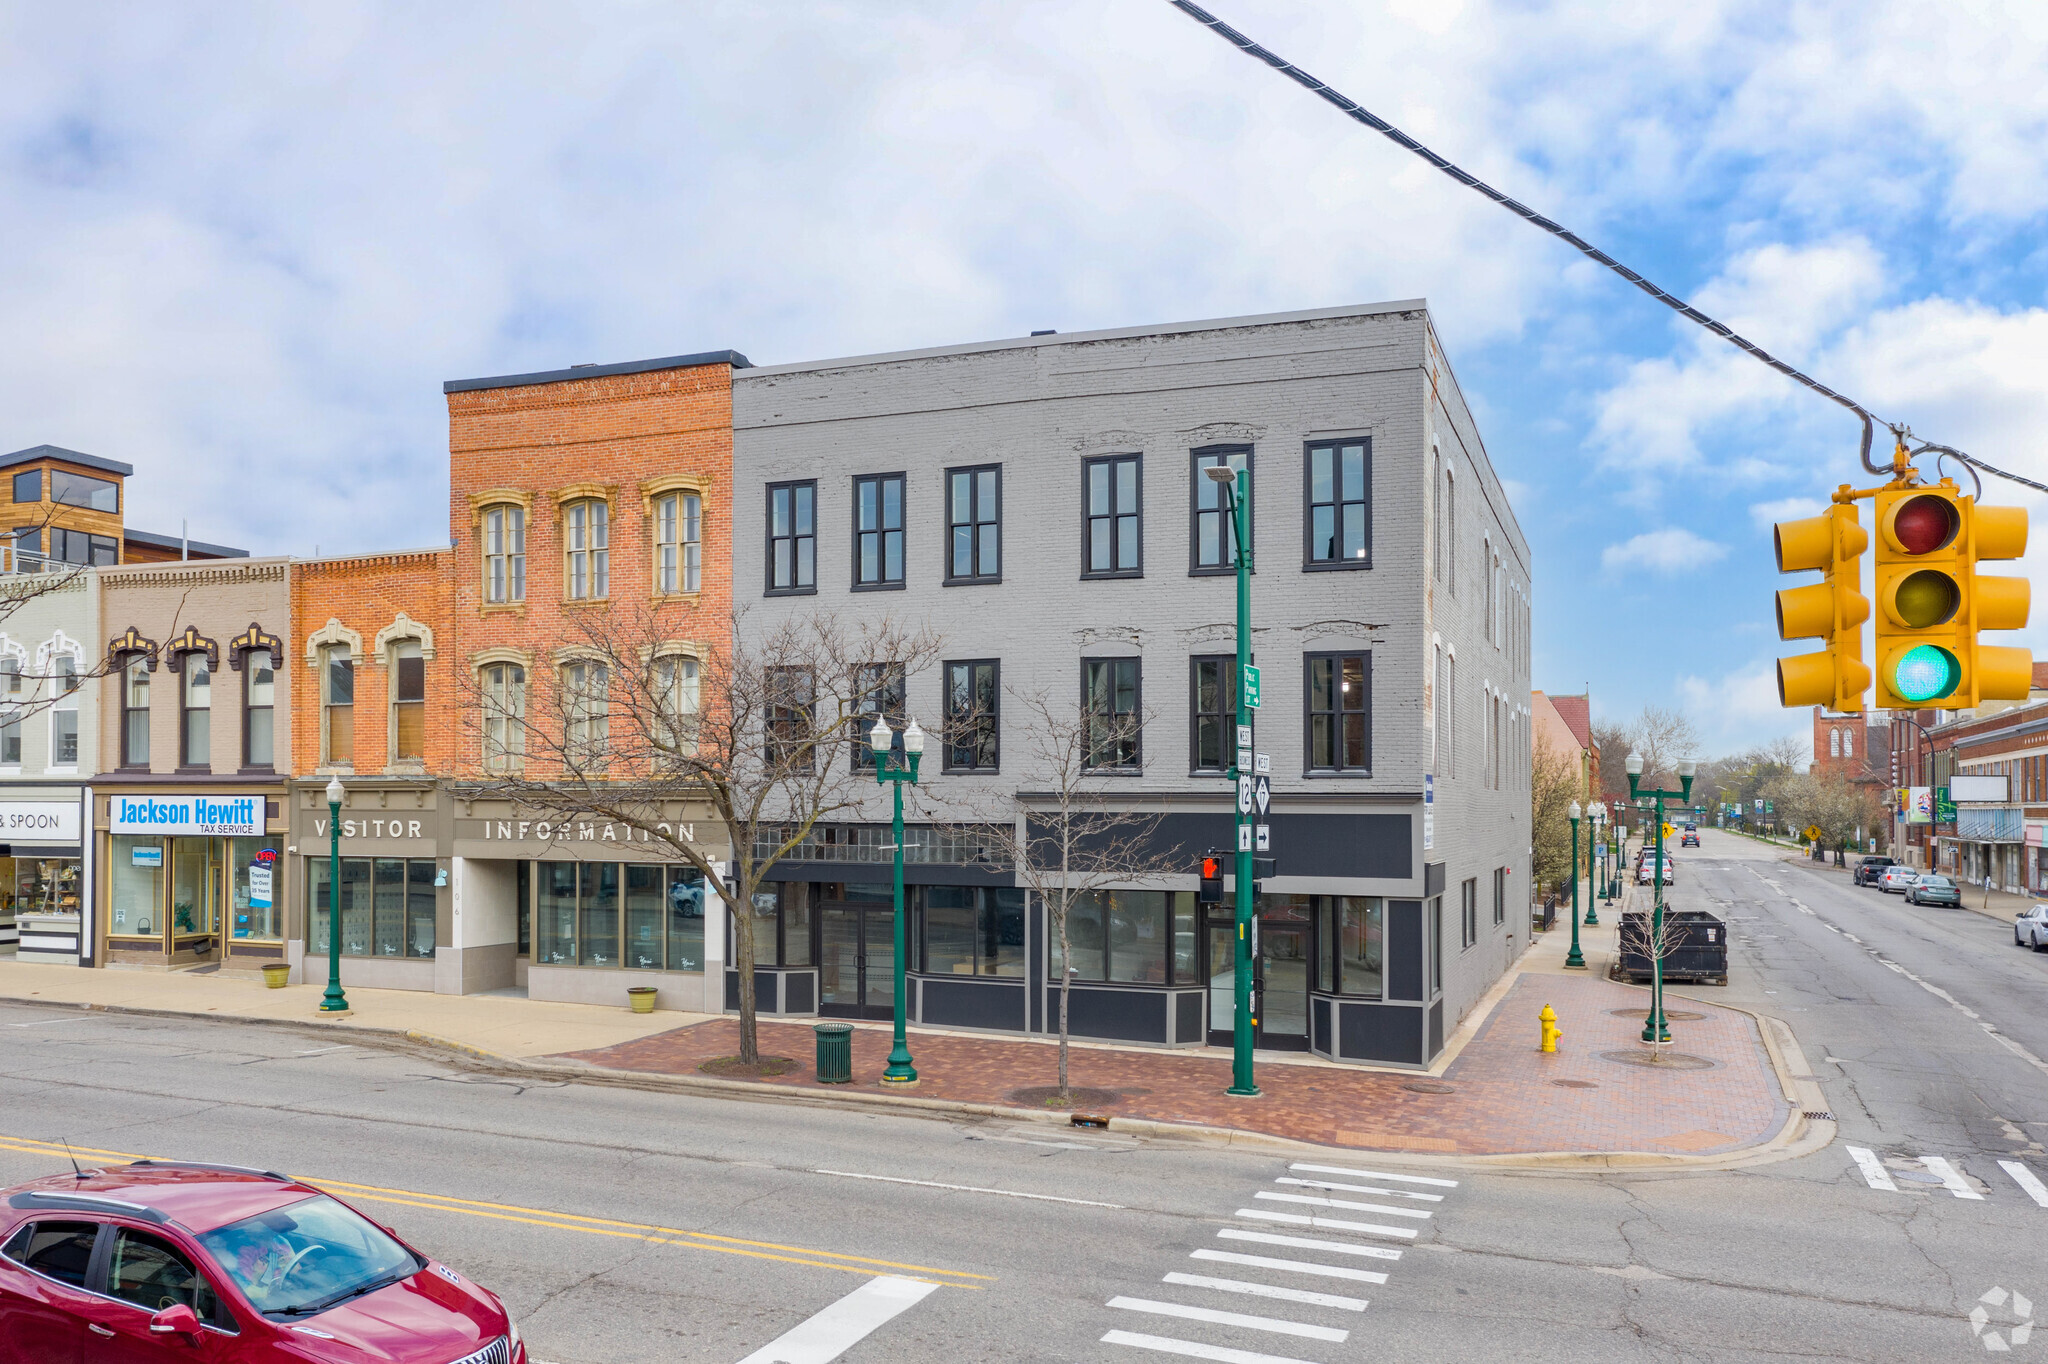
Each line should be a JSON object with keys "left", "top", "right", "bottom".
{"left": 1585, "top": 801, "right": 1606, "bottom": 926}
{"left": 1565, "top": 800, "right": 1587, "bottom": 969}
{"left": 1206, "top": 462, "right": 1259, "bottom": 1099}
{"left": 320, "top": 775, "right": 349, "bottom": 1014}
{"left": 1624, "top": 752, "right": 1695, "bottom": 1045}
{"left": 868, "top": 715, "right": 925, "bottom": 1086}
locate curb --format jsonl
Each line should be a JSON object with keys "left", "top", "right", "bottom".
{"left": 0, "top": 988, "right": 1827, "bottom": 1175}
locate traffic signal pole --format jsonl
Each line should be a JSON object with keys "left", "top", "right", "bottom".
{"left": 1225, "top": 467, "right": 1259, "bottom": 1098}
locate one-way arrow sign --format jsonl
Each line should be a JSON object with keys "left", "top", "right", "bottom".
{"left": 1253, "top": 775, "right": 1271, "bottom": 818}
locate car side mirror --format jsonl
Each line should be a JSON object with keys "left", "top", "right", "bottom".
{"left": 148, "top": 1302, "right": 203, "bottom": 1340}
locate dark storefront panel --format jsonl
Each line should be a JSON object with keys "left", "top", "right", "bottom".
{"left": 1055, "top": 985, "right": 1169, "bottom": 1044}
{"left": 1428, "top": 1000, "right": 1444, "bottom": 1058}
{"left": 1175, "top": 991, "right": 1203, "bottom": 1044}
{"left": 1313, "top": 996, "right": 1332, "bottom": 1053}
{"left": 1338, "top": 1000, "right": 1423, "bottom": 1064}
{"left": 1029, "top": 811, "right": 1413, "bottom": 882}
{"left": 1387, "top": 900, "right": 1423, "bottom": 1000}
{"left": 922, "top": 977, "right": 1027, "bottom": 1031}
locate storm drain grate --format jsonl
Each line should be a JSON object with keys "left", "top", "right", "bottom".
{"left": 1803, "top": 1111, "right": 1835, "bottom": 1121}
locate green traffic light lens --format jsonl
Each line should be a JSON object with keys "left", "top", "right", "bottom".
{"left": 1894, "top": 569, "right": 1960, "bottom": 628}
{"left": 1892, "top": 644, "right": 1959, "bottom": 702}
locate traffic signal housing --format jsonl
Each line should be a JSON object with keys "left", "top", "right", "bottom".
{"left": 1198, "top": 854, "right": 1224, "bottom": 905}
{"left": 1775, "top": 501, "right": 1871, "bottom": 712}
{"left": 1870, "top": 483, "right": 2032, "bottom": 709}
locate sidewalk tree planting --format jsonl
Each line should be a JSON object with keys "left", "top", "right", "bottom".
{"left": 1531, "top": 733, "right": 1583, "bottom": 901}
{"left": 464, "top": 604, "right": 942, "bottom": 1067}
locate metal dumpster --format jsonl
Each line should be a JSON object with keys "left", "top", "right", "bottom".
{"left": 1616, "top": 909, "right": 1729, "bottom": 986}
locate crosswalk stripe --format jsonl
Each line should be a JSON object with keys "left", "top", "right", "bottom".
{"left": 1254, "top": 1191, "right": 1431, "bottom": 1220}
{"left": 1163, "top": 1272, "right": 1367, "bottom": 1311}
{"left": 1274, "top": 1177, "right": 1443, "bottom": 1202}
{"left": 1106, "top": 1297, "right": 1348, "bottom": 1343}
{"left": 1920, "top": 1156, "right": 1983, "bottom": 1200}
{"left": 1100, "top": 1329, "right": 1318, "bottom": 1364}
{"left": 1289, "top": 1162, "right": 1457, "bottom": 1188}
{"left": 1845, "top": 1146, "right": 1897, "bottom": 1192}
{"left": 1235, "top": 1208, "right": 1419, "bottom": 1240}
{"left": 1216, "top": 1229, "right": 1402, "bottom": 1261}
{"left": 1999, "top": 1160, "right": 2048, "bottom": 1208}
{"left": 1191, "top": 1249, "right": 1388, "bottom": 1284}
{"left": 733, "top": 1275, "right": 938, "bottom": 1364}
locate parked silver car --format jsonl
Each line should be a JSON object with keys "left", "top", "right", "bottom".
{"left": 2017, "top": 905, "right": 2048, "bottom": 950}
{"left": 1877, "top": 865, "right": 1920, "bottom": 894}
{"left": 1905, "top": 874, "right": 1961, "bottom": 907}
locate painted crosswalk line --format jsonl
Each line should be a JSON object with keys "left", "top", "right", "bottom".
{"left": 1274, "top": 1176, "right": 1444, "bottom": 1202}
{"left": 1162, "top": 1272, "right": 1368, "bottom": 1311}
{"left": 1107, "top": 1296, "right": 1348, "bottom": 1342}
{"left": 1846, "top": 1145, "right": 1898, "bottom": 1191}
{"left": 1254, "top": 1190, "right": 1432, "bottom": 1220}
{"left": 1289, "top": 1162, "right": 1457, "bottom": 1188}
{"left": 1237, "top": 1207, "right": 1421, "bottom": 1240}
{"left": 734, "top": 1275, "right": 938, "bottom": 1364}
{"left": 1999, "top": 1160, "right": 2048, "bottom": 1208}
{"left": 1191, "top": 1248, "right": 1388, "bottom": 1284}
{"left": 1101, "top": 1330, "right": 1319, "bottom": 1364}
{"left": 1215, "top": 1228, "right": 1402, "bottom": 1261}
{"left": 1920, "top": 1155, "right": 1984, "bottom": 1200}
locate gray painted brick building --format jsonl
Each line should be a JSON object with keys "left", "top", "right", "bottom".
{"left": 731, "top": 301, "right": 1531, "bottom": 1068}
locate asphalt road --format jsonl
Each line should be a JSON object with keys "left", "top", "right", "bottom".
{"left": 0, "top": 829, "right": 2041, "bottom": 1363}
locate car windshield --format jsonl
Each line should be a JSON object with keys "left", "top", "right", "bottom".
{"left": 195, "top": 1195, "right": 417, "bottom": 1318}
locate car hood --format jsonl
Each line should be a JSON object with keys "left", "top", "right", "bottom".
{"left": 288, "top": 1268, "right": 503, "bottom": 1362}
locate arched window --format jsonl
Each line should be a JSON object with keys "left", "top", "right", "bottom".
{"left": 483, "top": 503, "right": 526, "bottom": 605}
{"left": 564, "top": 500, "right": 609, "bottom": 601}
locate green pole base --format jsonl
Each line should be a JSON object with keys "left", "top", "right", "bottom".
{"left": 882, "top": 1048, "right": 918, "bottom": 1086}
{"left": 319, "top": 990, "right": 349, "bottom": 1013}
{"left": 1226, "top": 1084, "right": 1261, "bottom": 1097}
{"left": 1584, "top": 907, "right": 1600, "bottom": 926}
{"left": 880, "top": 1073, "right": 919, "bottom": 1087}
{"left": 1563, "top": 948, "right": 1587, "bottom": 969}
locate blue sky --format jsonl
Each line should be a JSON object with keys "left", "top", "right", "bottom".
{"left": 2, "top": 0, "right": 2045, "bottom": 757}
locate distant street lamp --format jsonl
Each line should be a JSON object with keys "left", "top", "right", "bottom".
{"left": 869, "top": 715, "right": 925, "bottom": 1086}
{"left": 320, "top": 776, "right": 349, "bottom": 1015}
{"left": 1625, "top": 752, "right": 1696, "bottom": 1044}
{"left": 1565, "top": 800, "right": 1587, "bottom": 970}
{"left": 1586, "top": 801, "right": 1607, "bottom": 926}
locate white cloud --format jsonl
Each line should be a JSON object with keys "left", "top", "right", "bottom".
{"left": 1749, "top": 496, "right": 1824, "bottom": 531}
{"left": 1601, "top": 528, "right": 1729, "bottom": 574}
{"left": 1676, "top": 660, "right": 1806, "bottom": 756}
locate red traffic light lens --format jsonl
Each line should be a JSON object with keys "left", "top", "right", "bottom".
{"left": 1892, "top": 495, "right": 1959, "bottom": 555}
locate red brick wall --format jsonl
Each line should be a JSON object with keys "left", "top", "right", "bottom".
{"left": 444, "top": 363, "right": 736, "bottom": 777}
{"left": 291, "top": 550, "right": 457, "bottom": 774}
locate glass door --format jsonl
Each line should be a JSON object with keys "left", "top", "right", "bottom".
{"left": 1257, "top": 901, "right": 1312, "bottom": 1051}
{"left": 819, "top": 902, "right": 895, "bottom": 1019}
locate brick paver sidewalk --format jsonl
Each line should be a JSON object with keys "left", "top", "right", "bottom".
{"left": 560, "top": 972, "right": 1789, "bottom": 1157}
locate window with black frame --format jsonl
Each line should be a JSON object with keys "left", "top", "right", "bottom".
{"left": 1312, "top": 896, "right": 1385, "bottom": 998}
{"left": 1304, "top": 439, "right": 1369, "bottom": 567}
{"left": 243, "top": 648, "right": 274, "bottom": 769}
{"left": 1189, "top": 655, "right": 1236, "bottom": 773}
{"left": 1190, "top": 447, "right": 1249, "bottom": 574}
{"left": 1048, "top": 890, "right": 1197, "bottom": 985}
{"left": 852, "top": 473, "right": 905, "bottom": 590}
{"left": 920, "top": 886, "right": 1026, "bottom": 977}
{"left": 309, "top": 857, "right": 435, "bottom": 959}
{"left": 945, "top": 465, "right": 1000, "bottom": 583}
{"left": 943, "top": 659, "right": 998, "bottom": 772}
{"left": 766, "top": 481, "right": 817, "bottom": 594}
{"left": 1082, "top": 454, "right": 1141, "bottom": 578}
{"left": 1305, "top": 652, "right": 1369, "bottom": 773}
{"left": 120, "top": 656, "right": 149, "bottom": 767}
{"left": 1082, "top": 657, "right": 1141, "bottom": 770}
{"left": 1461, "top": 877, "right": 1478, "bottom": 948}
{"left": 765, "top": 666, "right": 815, "bottom": 772}
{"left": 853, "top": 662, "right": 906, "bottom": 770}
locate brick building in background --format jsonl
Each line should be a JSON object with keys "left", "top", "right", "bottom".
{"left": 1532, "top": 691, "right": 1598, "bottom": 797}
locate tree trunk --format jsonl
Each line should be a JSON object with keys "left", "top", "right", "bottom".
{"left": 734, "top": 864, "right": 759, "bottom": 1065}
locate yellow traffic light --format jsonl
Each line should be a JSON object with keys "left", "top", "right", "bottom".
{"left": 1870, "top": 482, "right": 2032, "bottom": 708}
{"left": 1775, "top": 501, "right": 1870, "bottom": 711}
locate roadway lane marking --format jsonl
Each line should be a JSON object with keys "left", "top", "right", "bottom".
{"left": 3, "top": 1017, "right": 86, "bottom": 1027}
{"left": 0, "top": 1133, "right": 990, "bottom": 1286}
{"left": 1920, "top": 1156, "right": 1984, "bottom": 1200}
{"left": 1861, "top": 951, "right": 2048, "bottom": 1081}
{"left": 1273, "top": 1176, "right": 1443, "bottom": 1202}
{"left": 296, "top": 1045, "right": 354, "bottom": 1055}
{"left": 811, "top": 1168, "right": 1124, "bottom": 1208}
{"left": 1191, "top": 1249, "right": 1388, "bottom": 1284}
{"left": 1216, "top": 1229, "right": 1402, "bottom": 1260}
{"left": 1101, "top": 1330, "right": 1317, "bottom": 1364}
{"left": 1107, "top": 1297, "right": 1347, "bottom": 1342}
{"left": 1254, "top": 1190, "right": 1431, "bottom": 1219}
{"left": 1846, "top": 1146, "right": 1897, "bottom": 1191}
{"left": 1998, "top": 1161, "right": 2048, "bottom": 1207}
{"left": 734, "top": 1274, "right": 938, "bottom": 1364}
{"left": 1163, "top": 1272, "right": 1366, "bottom": 1311}
{"left": 1288, "top": 1162, "right": 1456, "bottom": 1188}
{"left": 1235, "top": 1208, "right": 1419, "bottom": 1240}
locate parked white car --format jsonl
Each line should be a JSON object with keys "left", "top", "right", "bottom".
{"left": 1878, "top": 865, "right": 1920, "bottom": 894}
{"left": 2017, "top": 905, "right": 2048, "bottom": 950}
{"left": 1636, "top": 854, "right": 1674, "bottom": 886}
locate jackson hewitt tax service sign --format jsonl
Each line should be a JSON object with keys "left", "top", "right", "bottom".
{"left": 110, "top": 795, "right": 265, "bottom": 837}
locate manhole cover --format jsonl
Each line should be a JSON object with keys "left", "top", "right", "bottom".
{"left": 1401, "top": 1081, "right": 1457, "bottom": 1094}
{"left": 1598, "top": 1049, "right": 1718, "bottom": 1070}
{"left": 1608, "top": 1008, "right": 1706, "bottom": 1021}
{"left": 1552, "top": 1079, "right": 1599, "bottom": 1089}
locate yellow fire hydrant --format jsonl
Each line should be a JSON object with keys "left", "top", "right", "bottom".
{"left": 1540, "top": 1004, "right": 1562, "bottom": 1053}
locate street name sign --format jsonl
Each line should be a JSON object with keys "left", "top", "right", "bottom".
{"left": 1243, "top": 664, "right": 1262, "bottom": 710}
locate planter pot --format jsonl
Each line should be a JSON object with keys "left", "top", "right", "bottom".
{"left": 261, "top": 964, "right": 291, "bottom": 990}
{"left": 627, "top": 986, "right": 659, "bottom": 1015}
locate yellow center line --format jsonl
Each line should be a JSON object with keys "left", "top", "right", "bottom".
{"left": 0, "top": 1135, "right": 988, "bottom": 1287}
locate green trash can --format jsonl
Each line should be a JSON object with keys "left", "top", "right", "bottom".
{"left": 813, "top": 1022, "right": 854, "bottom": 1084}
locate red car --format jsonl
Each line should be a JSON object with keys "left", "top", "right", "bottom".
{"left": 0, "top": 1160, "right": 522, "bottom": 1362}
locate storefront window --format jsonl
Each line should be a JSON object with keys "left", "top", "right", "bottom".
{"left": 536, "top": 862, "right": 577, "bottom": 964}
{"left": 1312, "top": 895, "right": 1383, "bottom": 997}
{"left": 530, "top": 861, "right": 704, "bottom": 972}
{"left": 920, "top": 886, "right": 1024, "bottom": 977}
{"left": 111, "top": 836, "right": 162, "bottom": 937}
{"left": 1050, "top": 891, "right": 1195, "bottom": 985}
{"left": 624, "top": 864, "right": 663, "bottom": 970}
{"left": 171, "top": 843, "right": 209, "bottom": 939}
{"left": 666, "top": 867, "right": 704, "bottom": 971}
{"left": 228, "top": 837, "right": 282, "bottom": 940}
{"left": 747, "top": 889, "right": 780, "bottom": 966}
{"left": 309, "top": 857, "right": 430, "bottom": 959}
{"left": 782, "top": 886, "right": 813, "bottom": 967}
{"left": 1172, "top": 892, "right": 1196, "bottom": 982}
{"left": 580, "top": 862, "right": 619, "bottom": 967}
{"left": 14, "top": 856, "right": 80, "bottom": 918}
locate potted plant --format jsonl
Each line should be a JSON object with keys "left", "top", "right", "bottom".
{"left": 627, "top": 985, "right": 659, "bottom": 1014}
{"left": 261, "top": 963, "right": 291, "bottom": 989}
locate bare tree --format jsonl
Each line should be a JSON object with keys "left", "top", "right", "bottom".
{"left": 464, "top": 603, "right": 942, "bottom": 1066}
{"left": 1617, "top": 908, "right": 1701, "bottom": 1056}
{"left": 953, "top": 687, "right": 1188, "bottom": 1106}
{"left": 1530, "top": 733, "right": 1582, "bottom": 902}
{"left": 1624, "top": 705, "right": 1701, "bottom": 790}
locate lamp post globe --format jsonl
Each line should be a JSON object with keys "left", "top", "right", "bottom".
{"left": 320, "top": 777, "right": 349, "bottom": 1014}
